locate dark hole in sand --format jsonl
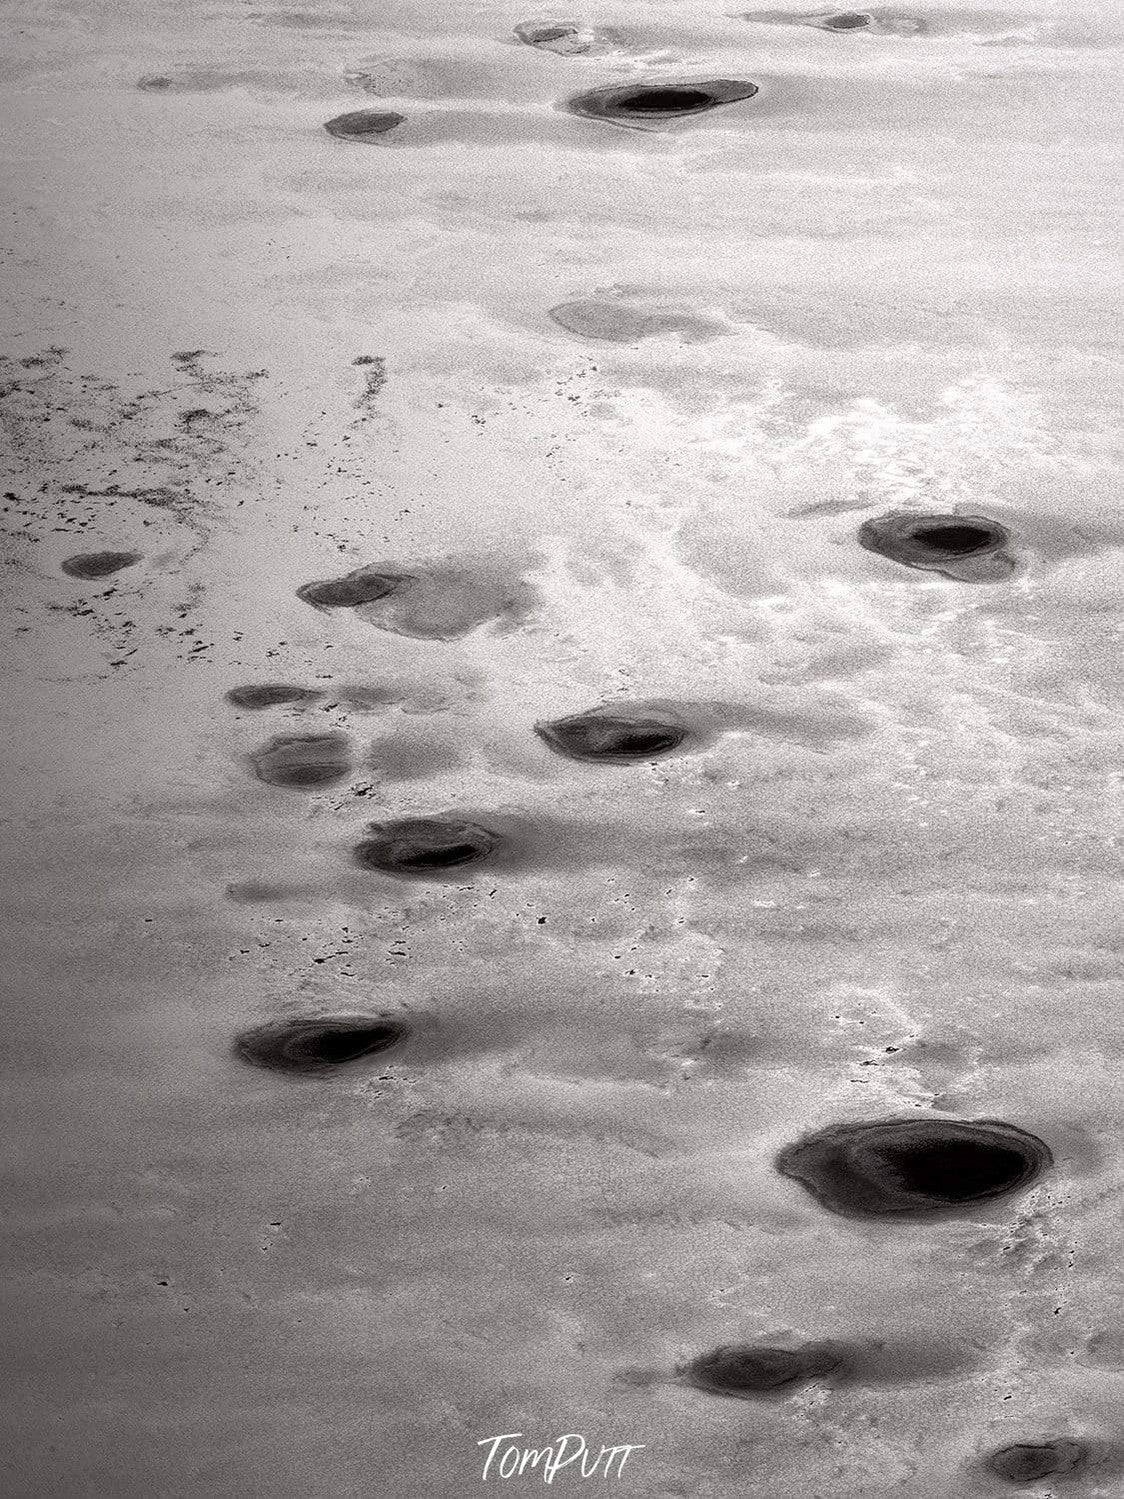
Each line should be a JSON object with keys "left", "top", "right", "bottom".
{"left": 823, "top": 11, "right": 873, "bottom": 28}
{"left": 297, "top": 566, "right": 411, "bottom": 611}
{"left": 683, "top": 1343, "right": 843, "bottom": 1398}
{"left": 857, "top": 511, "right": 1009, "bottom": 573}
{"left": 234, "top": 1015, "right": 407, "bottom": 1074}
{"left": 249, "top": 733, "right": 350, "bottom": 789}
{"left": 61, "top": 550, "right": 142, "bottom": 580}
{"left": 564, "top": 79, "right": 758, "bottom": 126}
{"left": 323, "top": 109, "right": 404, "bottom": 143}
{"left": 354, "top": 817, "right": 501, "bottom": 875}
{"left": 617, "top": 88, "right": 715, "bottom": 114}
{"left": 910, "top": 523, "right": 996, "bottom": 555}
{"left": 881, "top": 1140, "right": 1029, "bottom": 1201}
{"left": 536, "top": 711, "right": 686, "bottom": 764}
{"left": 225, "top": 684, "right": 321, "bottom": 710}
{"left": 987, "top": 1440, "right": 1087, "bottom": 1484}
{"left": 775, "top": 1118, "right": 1051, "bottom": 1218}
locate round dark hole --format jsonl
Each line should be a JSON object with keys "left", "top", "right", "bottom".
{"left": 881, "top": 1140, "right": 1028, "bottom": 1202}
{"left": 235, "top": 1017, "right": 407, "bottom": 1074}
{"left": 354, "top": 819, "right": 500, "bottom": 875}
{"left": 617, "top": 88, "right": 714, "bottom": 114}
{"left": 536, "top": 714, "right": 686, "bottom": 763}
{"left": 823, "top": 12, "right": 872, "bottom": 29}
{"left": 686, "top": 1344, "right": 839, "bottom": 1396}
{"left": 987, "top": 1440, "right": 1086, "bottom": 1484}
{"left": 297, "top": 570, "right": 406, "bottom": 609}
{"left": 910, "top": 524, "right": 995, "bottom": 555}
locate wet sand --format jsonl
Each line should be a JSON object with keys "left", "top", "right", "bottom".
{"left": 1, "top": 2, "right": 1122, "bottom": 1495}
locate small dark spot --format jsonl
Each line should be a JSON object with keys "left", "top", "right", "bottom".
{"left": 535, "top": 709, "right": 687, "bottom": 764}
{"left": 225, "top": 684, "right": 323, "bottom": 710}
{"left": 354, "top": 816, "right": 501, "bottom": 875}
{"left": 515, "top": 19, "right": 593, "bottom": 52}
{"left": 986, "top": 1440, "right": 1087, "bottom": 1484}
{"left": 324, "top": 109, "right": 404, "bottom": 142}
{"left": 822, "top": 11, "right": 873, "bottom": 28}
{"left": 61, "top": 550, "right": 142, "bottom": 580}
{"left": 681, "top": 1342, "right": 844, "bottom": 1398}
{"left": 857, "top": 511, "right": 1011, "bottom": 577}
{"left": 234, "top": 1015, "right": 408, "bottom": 1074}
{"left": 775, "top": 1117, "right": 1052, "bottom": 1219}
{"left": 248, "top": 732, "right": 351, "bottom": 789}
{"left": 297, "top": 565, "right": 412, "bottom": 611}
{"left": 564, "top": 79, "right": 758, "bottom": 128}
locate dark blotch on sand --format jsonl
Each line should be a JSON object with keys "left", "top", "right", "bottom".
{"left": 354, "top": 816, "right": 501, "bottom": 875}
{"left": 858, "top": 511, "right": 1010, "bottom": 576}
{"left": 564, "top": 79, "right": 758, "bottom": 127}
{"left": 535, "top": 709, "right": 687, "bottom": 764}
{"left": 822, "top": 11, "right": 873, "bottom": 28}
{"left": 61, "top": 550, "right": 142, "bottom": 580}
{"left": 226, "top": 684, "right": 322, "bottom": 710}
{"left": 249, "top": 732, "right": 350, "bottom": 789}
{"left": 776, "top": 1117, "right": 1051, "bottom": 1219}
{"left": 324, "top": 109, "right": 404, "bottom": 143}
{"left": 297, "top": 565, "right": 412, "bottom": 611}
{"left": 515, "top": 19, "right": 596, "bottom": 53}
{"left": 234, "top": 1015, "right": 407, "bottom": 1074}
{"left": 682, "top": 1342, "right": 843, "bottom": 1398}
{"left": 986, "top": 1440, "right": 1087, "bottom": 1484}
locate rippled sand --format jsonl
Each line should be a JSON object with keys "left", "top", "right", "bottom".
{"left": 1, "top": 2, "right": 1122, "bottom": 1494}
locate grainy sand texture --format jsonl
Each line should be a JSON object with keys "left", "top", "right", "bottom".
{"left": 1, "top": 1, "right": 1122, "bottom": 1495}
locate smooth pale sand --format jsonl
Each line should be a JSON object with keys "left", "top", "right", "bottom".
{"left": 1, "top": 2, "right": 1122, "bottom": 1495}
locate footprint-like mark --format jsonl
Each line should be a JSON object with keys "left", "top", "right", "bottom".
{"left": 248, "top": 732, "right": 351, "bottom": 789}
{"left": 548, "top": 298, "right": 730, "bottom": 344}
{"left": 514, "top": 18, "right": 609, "bottom": 54}
{"left": 857, "top": 511, "right": 1016, "bottom": 581}
{"left": 776, "top": 1117, "right": 1052, "bottom": 1219}
{"left": 563, "top": 80, "right": 758, "bottom": 129}
{"left": 60, "top": 550, "right": 142, "bottom": 580}
{"left": 354, "top": 816, "right": 503, "bottom": 876}
{"left": 535, "top": 707, "right": 689, "bottom": 764}
{"left": 738, "top": 8, "right": 925, "bottom": 36}
{"left": 226, "top": 684, "right": 323, "bottom": 710}
{"left": 323, "top": 108, "right": 405, "bottom": 143}
{"left": 297, "top": 557, "right": 541, "bottom": 640}
{"left": 985, "top": 1440, "right": 1087, "bottom": 1484}
{"left": 297, "top": 565, "right": 411, "bottom": 612}
{"left": 233, "top": 1015, "right": 408, "bottom": 1074}
{"left": 680, "top": 1342, "right": 844, "bottom": 1398}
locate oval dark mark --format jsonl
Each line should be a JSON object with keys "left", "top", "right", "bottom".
{"left": 857, "top": 511, "right": 1010, "bottom": 572}
{"left": 564, "top": 79, "right": 758, "bottom": 127}
{"left": 61, "top": 550, "right": 143, "bottom": 580}
{"left": 354, "top": 817, "right": 501, "bottom": 875}
{"left": 682, "top": 1342, "right": 844, "bottom": 1398}
{"left": 822, "top": 11, "right": 873, "bottom": 28}
{"left": 535, "top": 710, "right": 687, "bottom": 764}
{"left": 248, "top": 732, "right": 350, "bottom": 789}
{"left": 986, "top": 1440, "right": 1087, "bottom": 1485}
{"left": 775, "top": 1117, "right": 1052, "bottom": 1219}
{"left": 324, "top": 109, "right": 404, "bottom": 143}
{"left": 297, "top": 566, "right": 412, "bottom": 611}
{"left": 234, "top": 1015, "right": 408, "bottom": 1074}
{"left": 515, "top": 19, "right": 595, "bottom": 53}
{"left": 226, "top": 684, "right": 323, "bottom": 710}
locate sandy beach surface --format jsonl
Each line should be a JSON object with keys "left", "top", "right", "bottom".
{"left": 1, "top": 2, "right": 1122, "bottom": 1494}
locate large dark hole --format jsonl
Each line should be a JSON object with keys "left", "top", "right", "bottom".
{"left": 685, "top": 1344, "right": 840, "bottom": 1397}
{"left": 324, "top": 109, "right": 404, "bottom": 143}
{"left": 61, "top": 550, "right": 142, "bottom": 579}
{"left": 823, "top": 12, "right": 873, "bottom": 28}
{"left": 235, "top": 1016, "right": 407, "bottom": 1074}
{"left": 910, "top": 524, "right": 996, "bottom": 555}
{"left": 617, "top": 88, "right": 714, "bottom": 114}
{"left": 987, "top": 1440, "right": 1086, "bottom": 1484}
{"left": 881, "top": 1140, "right": 1028, "bottom": 1202}
{"left": 226, "top": 684, "right": 321, "bottom": 710}
{"left": 354, "top": 818, "right": 500, "bottom": 875}
{"left": 536, "top": 713, "right": 686, "bottom": 763}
